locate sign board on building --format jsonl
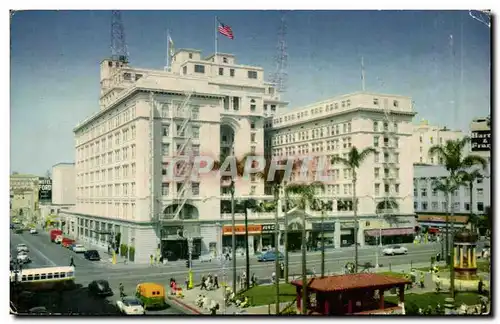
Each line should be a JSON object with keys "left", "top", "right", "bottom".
{"left": 223, "top": 225, "right": 262, "bottom": 236}
{"left": 261, "top": 224, "right": 276, "bottom": 233}
{"left": 417, "top": 214, "right": 469, "bottom": 224}
{"left": 38, "top": 177, "right": 52, "bottom": 202}
{"left": 312, "top": 222, "right": 335, "bottom": 232}
{"left": 471, "top": 130, "right": 491, "bottom": 151}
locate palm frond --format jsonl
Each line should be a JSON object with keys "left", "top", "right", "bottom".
{"left": 461, "top": 155, "right": 488, "bottom": 170}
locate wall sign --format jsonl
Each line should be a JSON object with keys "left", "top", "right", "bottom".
{"left": 471, "top": 130, "right": 491, "bottom": 151}
{"left": 38, "top": 177, "right": 52, "bottom": 202}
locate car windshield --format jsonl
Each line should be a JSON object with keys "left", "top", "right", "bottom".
{"left": 392, "top": 246, "right": 401, "bottom": 249}
{"left": 123, "top": 297, "right": 141, "bottom": 306}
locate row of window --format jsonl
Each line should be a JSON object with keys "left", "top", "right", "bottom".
{"left": 374, "top": 183, "right": 400, "bottom": 195}
{"left": 414, "top": 187, "right": 484, "bottom": 197}
{"left": 19, "top": 271, "right": 72, "bottom": 282}
{"left": 77, "top": 182, "right": 137, "bottom": 198}
{"left": 160, "top": 102, "right": 199, "bottom": 119}
{"left": 78, "top": 218, "right": 119, "bottom": 233}
{"left": 415, "top": 201, "right": 485, "bottom": 212}
{"left": 161, "top": 182, "right": 200, "bottom": 196}
{"left": 162, "top": 124, "right": 200, "bottom": 138}
{"left": 76, "top": 105, "right": 136, "bottom": 146}
{"left": 419, "top": 134, "right": 445, "bottom": 145}
{"left": 271, "top": 97, "right": 400, "bottom": 126}
{"left": 76, "top": 201, "right": 136, "bottom": 220}
{"left": 272, "top": 122, "right": 353, "bottom": 145}
{"left": 77, "top": 125, "right": 136, "bottom": 164}
{"left": 190, "top": 64, "right": 259, "bottom": 79}
{"left": 77, "top": 159, "right": 136, "bottom": 187}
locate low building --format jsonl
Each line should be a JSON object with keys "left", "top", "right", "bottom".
{"left": 413, "top": 164, "right": 491, "bottom": 231}
{"left": 10, "top": 173, "right": 40, "bottom": 218}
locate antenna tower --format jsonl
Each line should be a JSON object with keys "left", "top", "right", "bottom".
{"left": 111, "top": 10, "right": 129, "bottom": 63}
{"left": 270, "top": 12, "right": 288, "bottom": 94}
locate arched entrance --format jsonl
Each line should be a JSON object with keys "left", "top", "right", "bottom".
{"left": 220, "top": 124, "right": 236, "bottom": 158}
{"left": 163, "top": 203, "right": 199, "bottom": 220}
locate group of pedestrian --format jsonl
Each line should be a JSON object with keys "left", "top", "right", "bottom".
{"left": 200, "top": 274, "right": 219, "bottom": 290}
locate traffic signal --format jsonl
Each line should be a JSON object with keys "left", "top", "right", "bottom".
{"left": 186, "top": 260, "right": 190, "bottom": 268}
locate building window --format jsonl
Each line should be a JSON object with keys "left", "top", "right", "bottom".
{"left": 223, "top": 57, "right": 228, "bottom": 63}
{"left": 192, "top": 183, "right": 200, "bottom": 196}
{"left": 373, "top": 98, "right": 379, "bottom": 105}
{"left": 374, "top": 168, "right": 379, "bottom": 178}
{"left": 421, "top": 202, "right": 428, "bottom": 210}
{"left": 248, "top": 71, "right": 258, "bottom": 79}
{"left": 419, "top": 136, "right": 423, "bottom": 143}
{"left": 414, "top": 202, "right": 418, "bottom": 210}
{"left": 421, "top": 188, "right": 427, "bottom": 197}
{"left": 189, "top": 53, "right": 193, "bottom": 59}
{"left": 161, "top": 183, "right": 169, "bottom": 196}
{"left": 464, "top": 202, "right": 470, "bottom": 211}
{"left": 233, "top": 97, "right": 239, "bottom": 110}
{"left": 219, "top": 67, "right": 224, "bottom": 76}
{"left": 395, "top": 184, "right": 400, "bottom": 193}
{"left": 442, "top": 202, "right": 447, "bottom": 211}
{"left": 477, "top": 188, "right": 484, "bottom": 197}
{"left": 163, "top": 125, "right": 169, "bottom": 137}
{"left": 251, "top": 133, "right": 256, "bottom": 142}
{"left": 230, "top": 69, "right": 235, "bottom": 77}
{"left": 250, "top": 99, "right": 256, "bottom": 112}
{"left": 477, "top": 178, "right": 483, "bottom": 184}
{"left": 373, "top": 136, "right": 379, "bottom": 147}
{"left": 384, "top": 184, "right": 389, "bottom": 193}
{"left": 477, "top": 202, "right": 484, "bottom": 212}
{"left": 393, "top": 100, "right": 399, "bottom": 107}
{"left": 373, "top": 121, "right": 378, "bottom": 132}
{"left": 374, "top": 183, "right": 380, "bottom": 195}
{"left": 250, "top": 121, "right": 255, "bottom": 129}
{"left": 194, "top": 64, "right": 205, "bottom": 73}
{"left": 432, "top": 202, "right": 438, "bottom": 210}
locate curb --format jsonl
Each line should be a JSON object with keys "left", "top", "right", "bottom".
{"left": 167, "top": 296, "right": 204, "bottom": 315}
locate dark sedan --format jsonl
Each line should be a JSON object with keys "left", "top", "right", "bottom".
{"left": 88, "top": 280, "right": 113, "bottom": 297}
{"left": 84, "top": 250, "right": 101, "bottom": 261}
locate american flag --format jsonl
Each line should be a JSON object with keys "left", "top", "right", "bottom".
{"left": 218, "top": 19, "right": 234, "bottom": 39}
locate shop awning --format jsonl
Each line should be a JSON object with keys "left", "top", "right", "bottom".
{"left": 365, "top": 227, "right": 414, "bottom": 237}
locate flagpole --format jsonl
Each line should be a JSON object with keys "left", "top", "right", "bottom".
{"left": 165, "top": 29, "right": 170, "bottom": 71}
{"left": 215, "top": 16, "right": 218, "bottom": 64}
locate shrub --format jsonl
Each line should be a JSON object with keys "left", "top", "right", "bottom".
{"left": 129, "top": 246, "right": 135, "bottom": 262}
{"left": 120, "top": 244, "right": 128, "bottom": 257}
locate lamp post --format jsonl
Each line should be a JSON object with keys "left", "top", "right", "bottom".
{"left": 230, "top": 180, "right": 236, "bottom": 294}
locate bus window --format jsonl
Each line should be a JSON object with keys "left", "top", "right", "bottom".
{"left": 60, "top": 272, "right": 66, "bottom": 278}
{"left": 54, "top": 273, "right": 60, "bottom": 279}
{"left": 27, "top": 275, "right": 34, "bottom": 281}
{"left": 22, "top": 275, "right": 27, "bottom": 281}
{"left": 34, "top": 274, "right": 40, "bottom": 280}
{"left": 47, "top": 273, "right": 53, "bottom": 279}
{"left": 41, "top": 274, "right": 47, "bottom": 280}
{"left": 68, "top": 272, "right": 74, "bottom": 277}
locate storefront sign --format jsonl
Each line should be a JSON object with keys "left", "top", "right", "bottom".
{"left": 417, "top": 214, "right": 468, "bottom": 224}
{"left": 312, "top": 222, "right": 335, "bottom": 231}
{"left": 223, "top": 224, "right": 262, "bottom": 236}
{"left": 261, "top": 224, "right": 276, "bottom": 233}
{"left": 471, "top": 130, "right": 491, "bottom": 151}
{"left": 341, "top": 223, "right": 355, "bottom": 229}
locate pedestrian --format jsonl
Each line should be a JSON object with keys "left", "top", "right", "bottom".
{"left": 150, "top": 254, "right": 154, "bottom": 266}
{"left": 200, "top": 275, "right": 207, "bottom": 290}
{"left": 478, "top": 278, "right": 484, "bottom": 294}
{"left": 69, "top": 256, "right": 75, "bottom": 267}
{"left": 214, "top": 274, "right": 219, "bottom": 289}
{"left": 119, "top": 282, "right": 125, "bottom": 297}
{"left": 419, "top": 275, "right": 425, "bottom": 289}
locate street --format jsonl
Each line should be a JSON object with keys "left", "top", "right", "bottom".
{"left": 11, "top": 228, "right": 444, "bottom": 309}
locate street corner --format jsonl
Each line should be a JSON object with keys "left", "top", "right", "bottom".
{"left": 167, "top": 295, "right": 204, "bottom": 315}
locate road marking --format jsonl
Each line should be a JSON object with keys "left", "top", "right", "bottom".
{"left": 80, "top": 250, "right": 437, "bottom": 281}
{"left": 15, "top": 234, "right": 57, "bottom": 266}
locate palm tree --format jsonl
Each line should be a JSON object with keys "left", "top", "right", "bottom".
{"left": 285, "top": 181, "right": 324, "bottom": 315}
{"left": 428, "top": 137, "right": 488, "bottom": 299}
{"left": 213, "top": 152, "right": 251, "bottom": 294}
{"left": 331, "top": 146, "right": 377, "bottom": 273}
{"left": 457, "top": 169, "right": 483, "bottom": 233}
{"left": 432, "top": 177, "right": 459, "bottom": 263}
{"left": 255, "top": 157, "right": 300, "bottom": 314}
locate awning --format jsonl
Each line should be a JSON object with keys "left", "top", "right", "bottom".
{"left": 365, "top": 227, "right": 414, "bottom": 237}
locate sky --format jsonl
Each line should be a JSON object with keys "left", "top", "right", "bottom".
{"left": 10, "top": 10, "right": 491, "bottom": 175}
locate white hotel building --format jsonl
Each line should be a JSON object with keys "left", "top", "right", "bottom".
{"left": 65, "top": 50, "right": 285, "bottom": 263}
{"left": 265, "top": 92, "right": 417, "bottom": 247}
{"left": 65, "top": 49, "right": 418, "bottom": 263}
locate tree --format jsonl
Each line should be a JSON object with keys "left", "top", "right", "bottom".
{"left": 428, "top": 137, "right": 488, "bottom": 299}
{"left": 213, "top": 153, "right": 251, "bottom": 294}
{"left": 331, "top": 146, "right": 377, "bottom": 273}
{"left": 457, "top": 168, "right": 483, "bottom": 233}
{"left": 432, "top": 177, "right": 459, "bottom": 263}
{"left": 285, "top": 181, "right": 324, "bottom": 315}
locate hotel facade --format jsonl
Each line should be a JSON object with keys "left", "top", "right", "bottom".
{"left": 64, "top": 50, "right": 418, "bottom": 263}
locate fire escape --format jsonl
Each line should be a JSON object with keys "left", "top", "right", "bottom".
{"left": 170, "top": 90, "right": 195, "bottom": 220}
{"left": 381, "top": 98, "right": 398, "bottom": 224}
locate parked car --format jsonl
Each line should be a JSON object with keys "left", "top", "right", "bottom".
{"left": 382, "top": 245, "right": 408, "bottom": 256}
{"left": 198, "top": 254, "right": 214, "bottom": 262}
{"left": 88, "top": 280, "right": 113, "bottom": 297}
{"left": 54, "top": 235, "right": 63, "bottom": 244}
{"left": 116, "top": 296, "right": 146, "bottom": 315}
{"left": 17, "top": 252, "right": 31, "bottom": 264}
{"left": 84, "top": 250, "right": 101, "bottom": 261}
{"left": 72, "top": 244, "right": 87, "bottom": 253}
{"left": 28, "top": 306, "right": 48, "bottom": 315}
{"left": 257, "top": 251, "right": 284, "bottom": 262}
{"left": 16, "top": 244, "right": 29, "bottom": 253}
{"left": 29, "top": 228, "right": 37, "bottom": 234}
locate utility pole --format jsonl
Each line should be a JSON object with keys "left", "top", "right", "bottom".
{"left": 320, "top": 201, "right": 325, "bottom": 277}
{"left": 230, "top": 180, "right": 236, "bottom": 294}
{"left": 187, "top": 236, "right": 194, "bottom": 289}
